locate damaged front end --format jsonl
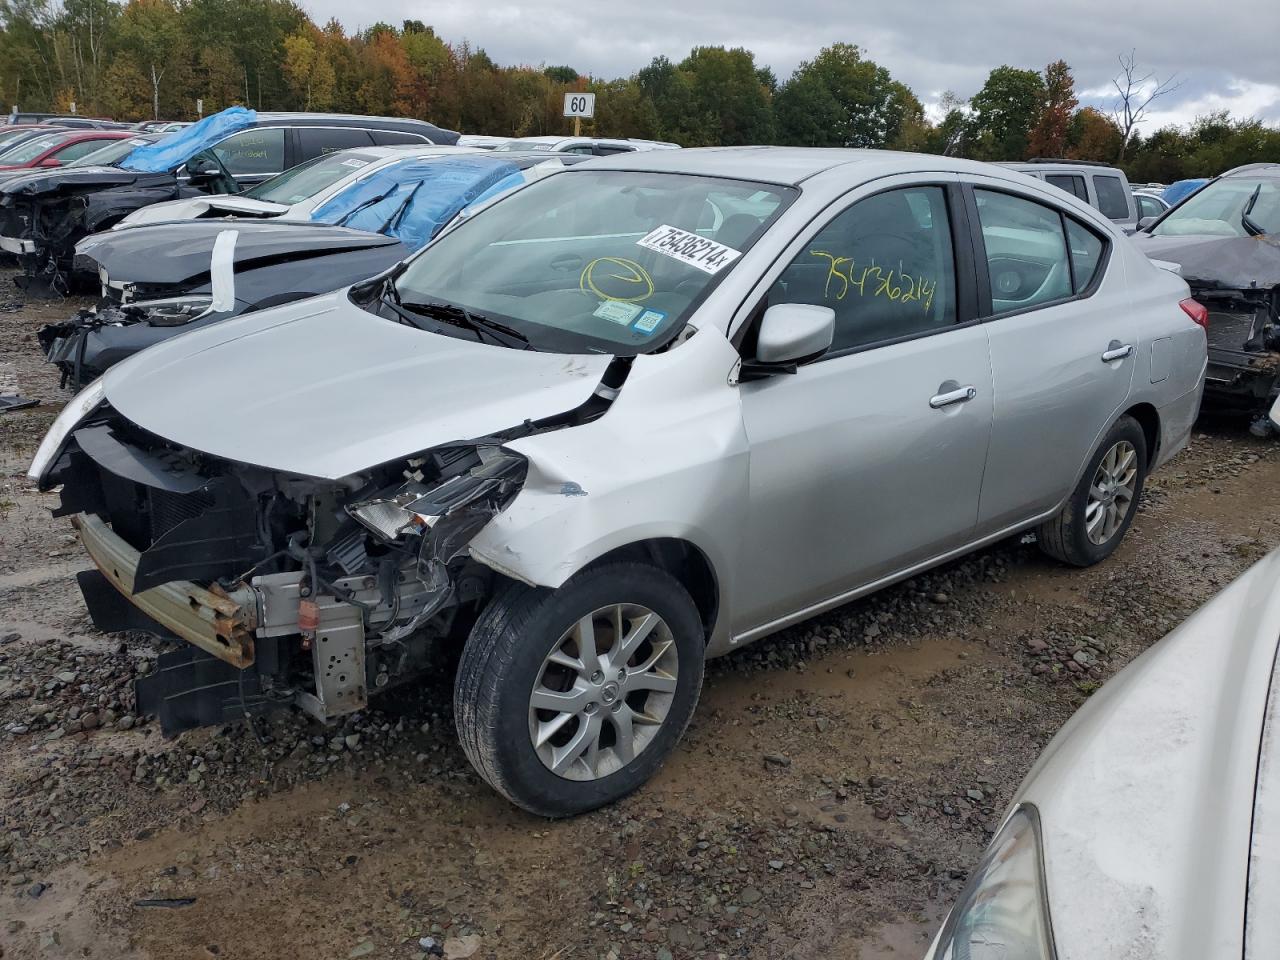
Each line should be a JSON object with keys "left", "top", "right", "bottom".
{"left": 41, "top": 405, "right": 527, "bottom": 734}
{"left": 40, "top": 296, "right": 226, "bottom": 390}
{"left": 0, "top": 172, "right": 183, "bottom": 295}
{"left": 1198, "top": 285, "right": 1280, "bottom": 431}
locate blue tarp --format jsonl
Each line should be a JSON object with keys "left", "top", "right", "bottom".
{"left": 1163, "top": 178, "right": 1210, "bottom": 207}
{"left": 120, "top": 107, "right": 257, "bottom": 174}
{"left": 310, "top": 155, "right": 523, "bottom": 250}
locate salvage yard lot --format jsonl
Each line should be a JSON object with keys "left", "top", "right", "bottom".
{"left": 2, "top": 271, "right": 1279, "bottom": 960}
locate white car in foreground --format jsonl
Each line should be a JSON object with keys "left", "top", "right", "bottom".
{"left": 926, "top": 546, "right": 1280, "bottom": 959}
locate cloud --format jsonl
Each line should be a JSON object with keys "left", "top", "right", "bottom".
{"left": 304, "top": 0, "right": 1280, "bottom": 132}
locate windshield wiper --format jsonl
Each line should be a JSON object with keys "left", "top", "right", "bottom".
{"left": 333, "top": 189, "right": 394, "bottom": 227}
{"left": 398, "top": 298, "right": 532, "bottom": 350}
{"left": 379, "top": 180, "right": 424, "bottom": 236}
{"left": 1242, "top": 184, "right": 1266, "bottom": 237}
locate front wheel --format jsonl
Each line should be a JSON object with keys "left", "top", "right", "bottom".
{"left": 1037, "top": 414, "right": 1147, "bottom": 567}
{"left": 454, "top": 562, "right": 705, "bottom": 817}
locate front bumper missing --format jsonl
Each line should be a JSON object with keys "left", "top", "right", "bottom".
{"left": 72, "top": 512, "right": 258, "bottom": 667}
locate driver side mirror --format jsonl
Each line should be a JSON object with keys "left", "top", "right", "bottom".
{"left": 36, "top": 157, "right": 61, "bottom": 168}
{"left": 756, "top": 303, "right": 834, "bottom": 364}
{"left": 186, "top": 157, "right": 221, "bottom": 182}
{"left": 1136, "top": 216, "right": 1156, "bottom": 231}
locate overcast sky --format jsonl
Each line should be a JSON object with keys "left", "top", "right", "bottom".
{"left": 306, "top": 0, "right": 1280, "bottom": 131}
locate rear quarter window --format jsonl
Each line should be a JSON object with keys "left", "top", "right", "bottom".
{"left": 1092, "top": 175, "right": 1131, "bottom": 220}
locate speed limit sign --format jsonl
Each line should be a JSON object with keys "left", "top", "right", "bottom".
{"left": 563, "top": 93, "right": 596, "bottom": 118}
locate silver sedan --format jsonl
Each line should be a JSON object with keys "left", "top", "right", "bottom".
{"left": 31, "top": 148, "right": 1207, "bottom": 816}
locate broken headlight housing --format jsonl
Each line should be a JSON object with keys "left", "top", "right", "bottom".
{"left": 346, "top": 447, "right": 526, "bottom": 542}
{"left": 133, "top": 296, "right": 217, "bottom": 327}
{"left": 27, "top": 377, "right": 105, "bottom": 483}
{"left": 929, "top": 806, "right": 1057, "bottom": 960}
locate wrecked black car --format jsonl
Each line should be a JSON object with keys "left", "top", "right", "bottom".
{"left": 1133, "top": 163, "right": 1280, "bottom": 435}
{"left": 0, "top": 106, "right": 458, "bottom": 294}
{"left": 40, "top": 222, "right": 409, "bottom": 388}
{"left": 39, "top": 152, "right": 577, "bottom": 387}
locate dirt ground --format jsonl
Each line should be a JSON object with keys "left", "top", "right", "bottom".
{"left": 2, "top": 273, "right": 1279, "bottom": 960}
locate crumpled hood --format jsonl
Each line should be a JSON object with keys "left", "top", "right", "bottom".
{"left": 1133, "top": 231, "right": 1280, "bottom": 290}
{"left": 121, "top": 194, "right": 291, "bottom": 227}
{"left": 0, "top": 165, "right": 158, "bottom": 197}
{"left": 77, "top": 220, "right": 403, "bottom": 287}
{"left": 1014, "top": 550, "right": 1280, "bottom": 960}
{"left": 100, "top": 290, "right": 612, "bottom": 479}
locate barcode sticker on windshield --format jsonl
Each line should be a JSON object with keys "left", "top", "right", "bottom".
{"left": 637, "top": 224, "right": 742, "bottom": 275}
{"left": 340, "top": 158, "right": 369, "bottom": 168}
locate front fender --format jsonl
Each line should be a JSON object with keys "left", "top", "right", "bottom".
{"left": 468, "top": 326, "right": 749, "bottom": 654}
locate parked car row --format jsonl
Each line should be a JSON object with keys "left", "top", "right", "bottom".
{"left": 17, "top": 105, "right": 1280, "bottom": 957}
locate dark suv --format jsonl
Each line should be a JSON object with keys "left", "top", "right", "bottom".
{"left": 0, "top": 110, "right": 458, "bottom": 292}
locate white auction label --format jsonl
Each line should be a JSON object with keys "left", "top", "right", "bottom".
{"left": 637, "top": 224, "right": 742, "bottom": 275}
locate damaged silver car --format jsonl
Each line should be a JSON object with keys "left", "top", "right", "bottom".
{"left": 31, "top": 148, "right": 1206, "bottom": 816}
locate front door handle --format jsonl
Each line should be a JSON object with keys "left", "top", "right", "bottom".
{"left": 929, "top": 385, "right": 977, "bottom": 409}
{"left": 1101, "top": 342, "right": 1134, "bottom": 362}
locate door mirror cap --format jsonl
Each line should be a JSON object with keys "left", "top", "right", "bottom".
{"left": 756, "top": 303, "right": 835, "bottom": 364}
{"left": 187, "top": 157, "right": 220, "bottom": 180}
{"left": 1136, "top": 215, "right": 1156, "bottom": 232}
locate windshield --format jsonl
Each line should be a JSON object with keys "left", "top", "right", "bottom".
{"left": 388, "top": 170, "right": 794, "bottom": 355}
{"left": 1153, "top": 177, "right": 1280, "bottom": 237}
{"left": 0, "top": 131, "right": 67, "bottom": 163}
{"left": 69, "top": 137, "right": 153, "bottom": 168}
{"left": 244, "top": 151, "right": 382, "bottom": 204}
{"left": 0, "top": 128, "right": 38, "bottom": 151}
{"left": 493, "top": 139, "right": 557, "bottom": 152}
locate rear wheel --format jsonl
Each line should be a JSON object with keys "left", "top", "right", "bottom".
{"left": 454, "top": 562, "right": 705, "bottom": 817}
{"left": 1037, "top": 415, "right": 1147, "bottom": 567}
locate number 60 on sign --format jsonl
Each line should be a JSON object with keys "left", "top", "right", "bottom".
{"left": 563, "top": 93, "right": 595, "bottom": 118}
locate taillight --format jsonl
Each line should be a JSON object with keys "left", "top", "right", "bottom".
{"left": 1180, "top": 297, "right": 1209, "bottom": 330}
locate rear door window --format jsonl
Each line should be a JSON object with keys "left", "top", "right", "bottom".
{"left": 974, "top": 189, "right": 1073, "bottom": 313}
{"left": 1092, "top": 175, "right": 1131, "bottom": 220}
{"left": 211, "top": 128, "right": 286, "bottom": 176}
{"left": 296, "top": 126, "right": 376, "bottom": 161}
{"left": 1065, "top": 218, "right": 1106, "bottom": 293}
{"left": 1045, "top": 173, "right": 1088, "bottom": 202}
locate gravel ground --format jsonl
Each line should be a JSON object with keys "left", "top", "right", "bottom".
{"left": 2, "top": 272, "right": 1279, "bottom": 960}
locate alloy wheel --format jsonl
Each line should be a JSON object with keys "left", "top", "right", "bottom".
{"left": 1085, "top": 439, "right": 1138, "bottom": 545}
{"left": 528, "top": 603, "right": 678, "bottom": 781}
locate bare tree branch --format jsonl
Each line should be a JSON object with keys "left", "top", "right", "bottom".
{"left": 1111, "top": 48, "right": 1183, "bottom": 161}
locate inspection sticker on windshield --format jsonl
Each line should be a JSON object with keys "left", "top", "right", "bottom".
{"left": 637, "top": 224, "right": 742, "bottom": 275}
{"left": 340, "top": 158, "right": 369, "bottom": 168}
{"left": 632, "top": 309, "right": 666, "bottom": 334}
{"left": 593, "top": 300, "right": 643, "bottom": 325}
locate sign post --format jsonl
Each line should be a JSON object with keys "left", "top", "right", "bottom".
{"left": 197, "top": 98, "right": 204, "bottom": 119}
{"left": 563, "top": 92, "right": 595, "bottom": 138}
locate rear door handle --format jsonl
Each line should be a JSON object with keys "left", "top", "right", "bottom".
{"left": 929, "top": 385, "right": 977, "bottom": 409}
{"left": 1101, "top": 343, "right": 1134, "bottom": 362}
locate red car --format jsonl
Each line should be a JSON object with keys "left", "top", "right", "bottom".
{"left": 0, "top": 129, "right": 135, "bottom": 170}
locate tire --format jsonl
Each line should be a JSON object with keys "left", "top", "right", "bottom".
{"left": 454, "top": 561, "right": 705, "bottom": 817}
{"left": 1038, "top": 414, "right": 1148, "bottom": 567}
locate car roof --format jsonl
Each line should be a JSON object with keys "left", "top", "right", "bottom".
{"left": 999, "top": 160, "right": 1123, "bottom": 176}
{"left": 570, "top": 146, "right": 1029, "bottom": 187}
{"left": 1222, "top": 162, "right": 1280, "bottom": 179}
{"left": 252, "top": 112, "right": 446, "bottom": 130}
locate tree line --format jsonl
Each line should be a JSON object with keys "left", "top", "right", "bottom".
{"left": 1, "top": 0, "right": 1276, "bottom": 183}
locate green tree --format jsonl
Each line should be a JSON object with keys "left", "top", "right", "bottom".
{"left": 543, "top": 64, "right": 578, "bottom": 85}
{"left": 114, "top": 0, "right": 183, "bottom": 119}
{"left": 775, "top": 43, "right": 919, "bottom": 148}
{"left": 968, "top": 65, "right": 1046, "bottom": 160}
{"left": 674, "top": 46, "right": 773, "bottom": 146}
{"left": 1027, "top": 60, "right": 1076, "bottom": 158}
